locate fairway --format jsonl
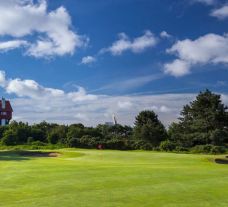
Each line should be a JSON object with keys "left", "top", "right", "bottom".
{"left": 0, "top": 150, "right": 227, "bottom": 207}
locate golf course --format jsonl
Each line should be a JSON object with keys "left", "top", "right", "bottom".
{"left": 0, "top": 149, "right": 227, "bottom": 207}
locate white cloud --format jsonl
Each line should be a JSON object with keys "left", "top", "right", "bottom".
{"left": 159, "top": 105, "right": 171, "bottom": 113}
{"left": 0, "top": 70, "right": 194, "bottom": 126}
{"left": 193, "top": 0, "right": 216, "bottom": 5}
{"left": 151, "top": 105, "right": 171, "bottom": 113}
{"left": 0, "top": 40, "right": 28, "bottom": 52}
{"left": 118, "top": 101, "right": 133, "bottom": 109}
{"left": 0, "top": 70, "right": 6, "bottom": 87}
{"left": 160, "top": 31, "right": 171, "bottom": 39}
{"left": 2, "top": 70, "right": 228, "bottom": 127}
{"left": 67, "top": 87, "right": 97, "bottom": 101}
{"left": 93, "top": 74, "right": 163, "bottom": 92}
{"left": 11, "top": 92, "right": 198, "bottom": 127}
{"left": 211, "top": 5, "right": 228, "bottom": 19}
{"left": 164, "top": 59, "right": 191, "bottom": 77}
{"left": 101, "top": 30, "right": 158, "bottom": 55}
{"left": 81, "top": 56, "right": 96, "bottom": 64}
{"left": 1, "top": 70, "right": 96, "bottom": 102}
{"left": 0, "top": 0, "right": 88, "bottom": 58}
{"left": 6, "top": 78, "right": 64, "bottom": 99}
{"left": 164, "top": 33, "right": 228, "bottom": 76}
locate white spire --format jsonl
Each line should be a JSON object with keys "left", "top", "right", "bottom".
{"left": 112, "top": 114, "right": 117, "bottom": 125}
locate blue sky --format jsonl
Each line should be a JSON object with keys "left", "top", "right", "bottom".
{"left": 0, "top": 0, "right": 228, "bottom": 126}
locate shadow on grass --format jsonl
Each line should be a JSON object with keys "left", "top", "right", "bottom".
{"left": 0, "top": 151, "right": 30, "bottom": 161}
{"left": 215, "top": 158, "right": 228, "bottom": 164}
{"left": 0, "top": 151, "right": 60, "bottom": 161}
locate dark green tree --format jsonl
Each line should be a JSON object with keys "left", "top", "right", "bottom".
{"left": 133, "top": 110, "right": 167, "bottom": 147}
{"left": 1, "top": 130, "right": 17, "bottom": 146}
{"left": 169, "top": 89, "right": 228, "bottom": 147}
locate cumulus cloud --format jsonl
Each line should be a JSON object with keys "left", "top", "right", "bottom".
{"left": 1, "top": 70, "right": 96, "bottom": 102}
{"left": 0, "top": 0, "right": 88, "bottom": 58}
{"left": 101, "top": 30, "right": 158, "bottom": 55}
{"left": 2, "top": 71, "right": 228, "bottom": 127}
{"left": 0, "top": 70, "right": 199, "bottom": 127}
{"left": 164, "top": 33, "right": 228, "bottom": 77}
{"left": 211, "top": 5, "right": 228, "bottom": 19}
{"left": 67, "top": 87, "right": 97, "bottom": 101}
{"left": 151, "top": 105, "right": 172, "bottom": 113}
{"left": 6, "top": 78, "right": 64, "bottom": 99}
{"left": 160, "top": 31, "right": 172, "bottom": 39}
{"left": 164, "top": 59, "right": 191, "bottom": 77}
{"left": 81, "top": 56, "right": 96, "bottom": 64}
{"left": 11, "top": 92, "right": 198, "bottom": 127}
{"left": 2, "top": 73, "right": 227, "bottom": 126}
{"left": 0, "top": 40, "right": 28, "bottom": 52}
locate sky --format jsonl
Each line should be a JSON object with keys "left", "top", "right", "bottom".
{"left": 0, "top": 0, "right": 228, "bottom": 126}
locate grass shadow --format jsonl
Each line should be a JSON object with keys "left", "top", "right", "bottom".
{"left": 214, "top": 158, "right": 228, "bottom": 164}
{"left": 0, "top": 151, "right": 30, "bottom": 161}
{"left": 0, "top": 150, "right": 61, "bottom": 161}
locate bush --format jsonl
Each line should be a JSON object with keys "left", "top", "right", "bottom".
{"left": 160, "top": 140, "right": 176, "bottom": 151}
{"left": 27, "top": 137, "right": 34, "bottom": 144}
{"left": 79, "top": 135, "right": 97, "bottom": 148}
{"left": 210, "top": 146, "right": 226, "bottom": 154}
{"left": 68, "top": 138, "right": 79, "bottom": 148}
{"left": 175, "top": 146, "right": 189, "bottom": 152}
{"left": 48, "top": 132, "right": 60, "bottom": 144}
{"left": 191, "top": 144, "right": 227, "bottom": 154}
{"left": 30, "top": 141, "right": 47, "bottom": 146}
{"left": 191, "top": 145, "right": 213, "bottom": 153}
{"left": 1, "top": 130, "right": 17, "bottom": 146}
{"left": 210, "top": 129, "right": 228, "bottom": 146}
{"left": 131, "top": 140, "right": 153, "bottom": 150}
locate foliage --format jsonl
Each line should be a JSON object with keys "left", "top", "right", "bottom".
{"left": 168, "top": 90, "right": 228, "bottom": 150}
{"left": 133, "top": 110, "right": 167, "bottom": 147}
{"left": 160, "top": 140, "right": 176, "bottom": 151}
{"left": 1, "top": 129, "right": 17, "bottom": 146}
{"left": 190, "top": 145, "right": 227, "bottom": 154}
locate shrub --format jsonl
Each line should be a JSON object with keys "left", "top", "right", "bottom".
{"left": 1, "top": 130, "right": 17, "bottom": 146}
{"left": 210, "top": 129, "right": 228, "bottom": 146}
{"left": 210, "top": 146, "right": 226, "bottom": 154}
{"left": 175, "top": 146, "right": 189, "bottom": 152}
{"left": 160, "top": 140, "right": 176, "bottom": 151}
{"left": 27, "top": 137, "right": 34, "bottom": 144}
{"left": 30, "top": 141, "right": 46, "bottom": 146}
{"left": 191, "top": 144, "right": 227, "bottom": 154}
{"left": 79, "top": 135, "right": 97, "bottom": 148}
{"left": 68, "top": 138, "right": 79, "bottom": 148}
{"left": 191, "top": 145, "right": 213, "bottom": 153}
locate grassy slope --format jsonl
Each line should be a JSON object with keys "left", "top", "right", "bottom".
{"left": 0, "top": 149, "right": 227, "bottom": 207}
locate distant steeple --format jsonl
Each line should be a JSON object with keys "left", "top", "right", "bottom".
{"left": 112, "top": 114, "right": 117, "bottom": 125}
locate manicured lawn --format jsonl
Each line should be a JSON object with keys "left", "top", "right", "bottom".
{"left": 0, "top": 149, "right": 227, "bottom": 207}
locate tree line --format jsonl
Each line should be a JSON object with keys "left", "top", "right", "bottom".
{"left": 0, "top": 89, "right": 228, "bottom": 153}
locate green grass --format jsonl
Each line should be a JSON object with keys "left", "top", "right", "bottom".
{"left": 0, "top": 149, "right": 227, "bottom": 207}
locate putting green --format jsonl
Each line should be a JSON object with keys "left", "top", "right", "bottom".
{"left": 0, "top": 149, "right": 227, "bottom": 207}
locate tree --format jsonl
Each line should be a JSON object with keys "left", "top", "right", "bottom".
{"left": 133, "top": 110, "right": 167, "bottom": 147}
{"left": 1, "top": 130, "right": 17, "bottom": 146}
{"left": 47, "top": 125, "right": 67, "bottom": 144}
{"left": 169, "top": 89, "right": 228, "bottom": 147}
